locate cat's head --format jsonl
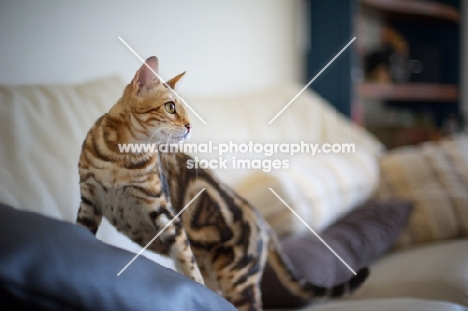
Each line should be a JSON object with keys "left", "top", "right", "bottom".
{"left": 121, "top": 56, "right": 191, "bottom": 144}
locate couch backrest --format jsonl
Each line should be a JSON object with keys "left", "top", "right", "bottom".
{"left": 0, "top": 77, "right": 382, "bottom": 265}
{"left": 185, "top": 85, "right": 382, "bottom": 184}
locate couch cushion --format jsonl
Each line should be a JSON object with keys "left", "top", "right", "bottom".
{"left": 0, "top": 203, "right": 236, "bottom": 311}
{"left": 377, "top": 134, "right": 468, "bottom": 248}
{"left": 0, "top": 77, "right": 123, "bottom": 219}
{"left": 350, "top": 239, "right": 468, "bottom": 306}
{"left": 292, "top": 298, "right": 467, "bottom": 311}
{"left": 236, "top": 152, "right": 379, "bottom": 236}
{"left": 261, "top": 198, "right": 413, "bottom": 308}
{"left": 186, "top": 85, "right": 383, "bottom": 184}
{"left": 186, "top": 85, "right": 383, "bottom": 235}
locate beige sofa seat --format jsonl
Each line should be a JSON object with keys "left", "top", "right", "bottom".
{"left": 350, "top": 239, "right": 468, "bottom": 306}
{"left": 299, "top": 298, "right": 467, "bottom": 311}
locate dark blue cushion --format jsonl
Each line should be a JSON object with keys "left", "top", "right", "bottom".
{"left": 0, "top": 203, "right": 235, "bottom": 311}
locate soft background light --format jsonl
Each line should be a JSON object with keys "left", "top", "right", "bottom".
{"left": 0, "top": 0, "right": 308, "bottom": 96}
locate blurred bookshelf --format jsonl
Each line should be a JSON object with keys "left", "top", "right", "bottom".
{"left": 356, "top": 0, "right": 461, "bottom": 148}
{"left": 307, "top": 0, "right": 462, "bottom": 149}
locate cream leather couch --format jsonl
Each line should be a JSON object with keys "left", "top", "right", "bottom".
{"left": 0, "top": 76, "right": 466, "bottom": 310}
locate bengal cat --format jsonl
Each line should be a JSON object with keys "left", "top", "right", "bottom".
{"left": 76, "top": 56, "right": 369, "bottom": 311}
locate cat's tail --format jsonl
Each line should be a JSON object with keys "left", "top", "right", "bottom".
{"left": 266, "top": 229, "right": 369, "bottom": 300}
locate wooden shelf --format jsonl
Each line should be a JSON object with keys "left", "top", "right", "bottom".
{"left": 368, "top": 125, "right": 441, "bottom": 148}
{"left": 360, "top": 0, "right": 460, "bottom": 23}
{"left": 358, "top": 83, "right": 458, "bottom": 101}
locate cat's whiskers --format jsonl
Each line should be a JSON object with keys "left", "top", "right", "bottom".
{"left": 147, "top": 126, "right": 172, "bottom": 145}
{"left": 155, "top": 127, "right": 175, "bottom": 178}
{"left": 170, "top": 130, "right": 179, "bottom": 167}
{"left": 158, "top": 130, "right": 170, "bottom": 167}
{"left": 165, "top": 132, "right": 174, "bottom": 169}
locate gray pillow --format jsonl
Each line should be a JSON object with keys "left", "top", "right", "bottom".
{"left": 0, "top": 203, "right": 236, "bottom": 311}
{"left": 261, "top": 198, "right": 413, "bottom": 308}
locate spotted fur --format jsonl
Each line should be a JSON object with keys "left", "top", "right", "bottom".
{"left": 76, "top": 57, "right": 369, "bottom": 311}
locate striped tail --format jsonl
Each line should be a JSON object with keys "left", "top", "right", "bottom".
{"left": 267, "top": 230, "right": 369, "bottom": 300}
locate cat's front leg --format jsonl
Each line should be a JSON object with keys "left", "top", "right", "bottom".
{"left": 170, "top": 225, "right": 205, "bottom": 285}
{"left": 76, "top": 181, "right": 102, "bottom": 235}
{"left": 150, "top": 207, "right": 204, "bottom": 285}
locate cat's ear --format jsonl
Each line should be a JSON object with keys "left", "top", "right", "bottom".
{"left": 133, "top": 56, "right": 159, "bottom": 92}
{"left": 166, "top": 71, "right": 186, "bottom": 89}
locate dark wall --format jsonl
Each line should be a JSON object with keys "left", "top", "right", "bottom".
{"left": 307, "top": 0, "right": 356, "bottom": 117}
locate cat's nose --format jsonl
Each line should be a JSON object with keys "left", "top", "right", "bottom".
{"left": 185, "top": 124, "right": 191, "bottom": 132}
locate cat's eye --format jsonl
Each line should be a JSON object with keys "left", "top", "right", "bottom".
{"left": 165, "top": 102, "right": 176, "bottom": 114}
